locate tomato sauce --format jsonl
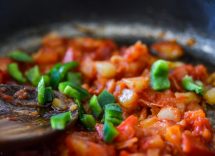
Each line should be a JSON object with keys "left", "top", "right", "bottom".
{"left": 1, "top": 34, "right": 215, "bottom": 156}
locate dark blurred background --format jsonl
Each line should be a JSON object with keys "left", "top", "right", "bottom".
{"left": 0, "top": 0, "right": 215, "bottom": 39}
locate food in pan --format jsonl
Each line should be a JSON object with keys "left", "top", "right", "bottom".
{"left": 0, "top": 34, "right": 215, "bottom": 156}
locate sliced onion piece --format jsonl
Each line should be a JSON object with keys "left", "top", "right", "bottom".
{"left": 122, "top": 76, "right": 149, "bottom": 92}
{"left": 204, "top": 88, "right": 215, "bottom": 105}
{"left": 95, "top": 61, "right": 116, "bottom": 78}
{"left": 157, "top": 107, "right": 181, "bottom": 122}
{"left": 118, "top": 89, "right": 138, "bottom": 110}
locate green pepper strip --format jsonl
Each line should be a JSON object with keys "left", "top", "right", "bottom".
{"left": 50, "top": 67, "right": 62, "bottom": 89}
{"left": 50, "top": 62, "right": 78, "bottom": 89}
{"left": 43, "top": 75, "right": 50, "bottom": 86}
{"left": 48, "top": 63, "right": 62, "bottom": 75}
{"left": 80, "top": 114, "right": 96, "bottom": 131}
{"left": 150, "top": 59, "right": 170, "bottom": 91}
{"left": 37, "top": 76, "right": 46, "bottom": 105}
{"left": 104, "top": 103, "right": 123, "bottom": 126}
{"left": 8, "top": 50, "right": 33, "bottom": 62}
{"left": 25, "top": 66, "right": 41, "bottom": 86}
{"left": 63, "top": 86, "right": 81, "bottom": 100}
{"left": 50, "top": 111, "right": 72, "bottom": 130}
{"left": 7, "top": 63, "right": 26, "bottom": 83}
{"left": 98, "top": 90, "right": 115, "bottom": 108}
{"left": 58, "top": 81, "right": 89, "bottom": 100}
{"left": 67, "top": 72, "right": 82, "bottom": 86}
{"left": 182, "top": 75, "right": 203, "bottom": 95}
{"left": 103, "top": 121, "right": 119, "bottom": 143}
{"left": 89, "top": 95, "right": 103, "bottom": 118}
{"left": 75, "top": 99, "right": 85, "bottom": 118}
{"left": 44, "top": 87, "right": 54, "bottom": 103}
{"left": 58, "top": 62, "right": 78, "bottom": 80}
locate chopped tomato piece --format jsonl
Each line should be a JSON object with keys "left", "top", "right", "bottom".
{"left": 119, "top": 151, "right": 130, "bottom": 156}
{"left": 141, "top": 135, "right": 164, "bottom": 149}
{"left": 184, "top": 110, "right": 212, "bottom": 141}
{"left": 33, "top": 48, "right": 59, "bottom": 64}
{"left": 151, "top": 41, "right": 184, "bottom": 60}
{"left": 170, "top": 64, "right": 208, "bottom": 83}
{"left": 141, "top": 89, "right": 178, "bottom": 107}
{"left": 123, "top": 41, "right": 149, "bottom": 62}
{"left": 182, "top": 132, "right": 215, "bottom": 156}
{"left": 184, "top": 109, "right": 206, "bottom": 124}
{"left": 0, "top": 70, "right": 11, "bottom": 83}
{"left": 116, "top": 115, "right": 138, "bottom": 141}
{"left": 164, "top": 125, "right": 182, "bottom": 147}
{"left": 69, "top": 38, "right": 117, "bottom": 60}
{"left": 42, "top": 33, "right": 66, "bottom": 47}
{"left": 0, "top": 58, "right": 12, "bottom": 72}
{"left": 194, "top": 65, "right": 208, "bottom": 81}
{"left": 66, "top": 133, "right": 115, "bottom": 156}
{"left": 0, "top": 58, "right": 11, "bottom": 83}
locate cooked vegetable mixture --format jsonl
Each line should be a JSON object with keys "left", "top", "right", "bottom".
{"left": 0, "top": 34, "right": 215, "bottom": 156}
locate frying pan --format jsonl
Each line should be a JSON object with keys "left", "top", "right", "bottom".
{"left": 0, "top": 0, "right": 215, "bottom": 154}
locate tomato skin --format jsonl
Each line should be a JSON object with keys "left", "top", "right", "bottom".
{"left": 170, "top": 64, "right": 208, "bottom": 83}
{"left": 66, "top": 135, "right": 105, "bottom": 156}
{"left": 141, "top": 89, "right": 177, "bottom": 107}
{"left": 119, "top": 151, "right": 130, "bottom": 156}
{"left": 170, "top": 64, "right": 208, "bottom": 92}
{"left": 68, "top": 38, "right": 117, "bottom": 60}
{"left": 0, "top": 70, "right": 10, "bottom": 83}
{"left": 164, "top": 125, "right": 182, "bottom": 148}
{"left": 151, "top": 41, "right": 184, "bottom": 60}
{"left": 116, "top": 115, "right": 138, "bottom": 142}
{"left": 0, "top": 58, "right": 12, "bottom": 72}
{"left": 0, "top": 70, "right": 4, "bottom": 83}
{"left": 0, "top": 58, "right": 12, "bottom": 83}
{"left": 182, "top": 132, "right": 215, "bottom": 156}
{"left": 184, "top": 110, "right": 212, "bottom": 142}
{"left": 194, "top": 65, "right": 208, "bottom": 81}
{"left": 141, "top": 135, "right": 164, "bottom": 150}
{"left": 33, "top": 48, "right": 59, "bottom": 65}
{"left": 66, "top": 133, "right": 115, "bottom": 156}
{"left": 123, "top": 41, "right": 148, "bottom": 63}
